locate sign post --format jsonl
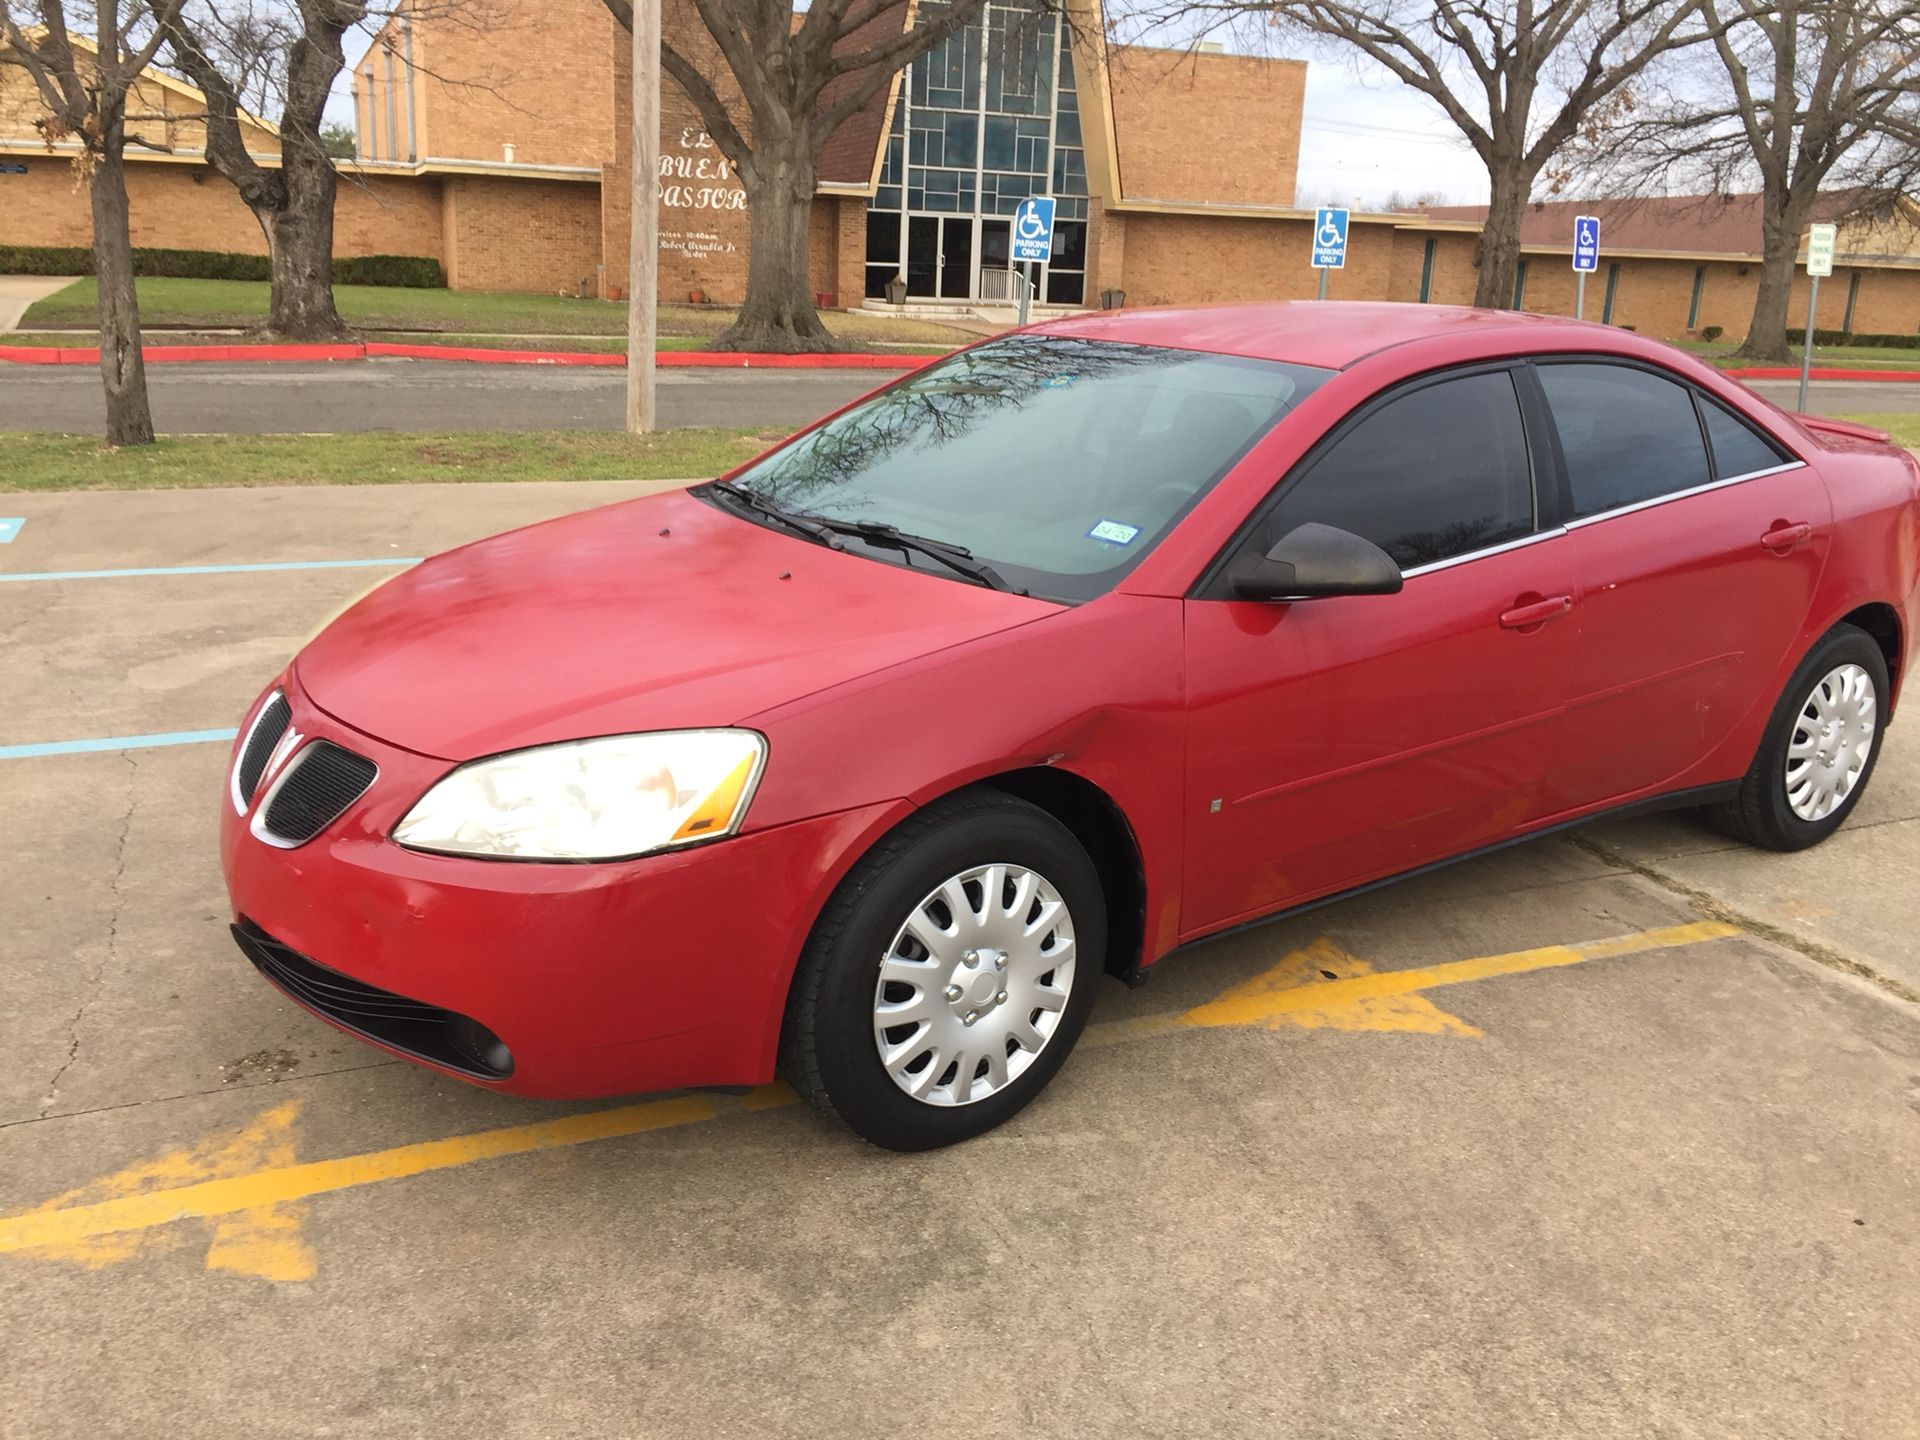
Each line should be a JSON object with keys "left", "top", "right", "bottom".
{"left": 1571, "top": 214, "right": 1600, "bottom": 319}
{"left": 1011, "top": 196, "right": 1056, "bottom": 326}
{"left": 1311, "top": 207, "right": 1348, "bottom": 299}
{"left": 1800, "top": 222, "right": 1836, "bottom": 413}
{"left": 625, "top": 0, "right": 660, "bottom": 434}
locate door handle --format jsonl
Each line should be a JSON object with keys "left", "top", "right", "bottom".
{"left": 1761, "top": 522, "right": 1812, "bottom": 552}
{"left": 1499, "top": 594, "right": 1573, "bottom": 629}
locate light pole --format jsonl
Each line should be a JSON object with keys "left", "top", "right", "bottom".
{"left": 625, "top": 0, "right": 660, "bottom": 434}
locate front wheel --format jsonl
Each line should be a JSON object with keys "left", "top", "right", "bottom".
{"left": 1709, "top": 623, "right": 1889, "bottom": 851}
{"left": 781, "top": 792, "right": 1106, "bottom": 1150}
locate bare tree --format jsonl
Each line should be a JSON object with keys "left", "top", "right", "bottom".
{"left": 1117, "top": 0, "right": 1706, "bottom": 308}
{"left": 603, "top": 0, "right": 1015, "bottom": 353}
{"left": 3, "top": 0, "right": 184, "bottom": 445}
{"left": 159, "top": 2, "right": 367, "bottom": 340}
{"left": 1582, "top": 0, "right": 1920, "bottom": 361}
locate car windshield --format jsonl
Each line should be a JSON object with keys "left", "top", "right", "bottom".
{"left": 707, "top": 336, "right": 1329, "bottom": 602}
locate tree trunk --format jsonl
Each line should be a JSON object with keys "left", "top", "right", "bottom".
{"left": 88, "top": 140, "right": 156, "bottom": 447}
{"left": 1735, "top": 201, "right": 1804, "bottom": 363}
{"left": 1473, "top": 165, "right": 1530, "bottom": 310}
{"left": 260, "top": 155, "right": 348, "bottom": 340}
{"left": 712, "top": 146, "right": 840, "bottom": 354}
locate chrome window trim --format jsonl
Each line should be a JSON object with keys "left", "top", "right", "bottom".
{"left": 248, "top": 742, "right": 380, "bottom": 851}
{"left": 1400, "top": 525, "right": 1570, "bottom": 580}
{"left": 1561, "top": 460, "right": 1808, "bottom": 531}
{"left": 229, "top": 689, "right": 286, "bottom": 816}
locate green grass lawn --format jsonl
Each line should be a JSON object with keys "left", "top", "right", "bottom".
{"left": 18, "top": 278, "right": 983, "bottom": 346}
{"left": 0, "top": 429, "right": 778, "bottom": 492}
{"left": 1671, "top": 339, "right": 1920, "bottom": 371}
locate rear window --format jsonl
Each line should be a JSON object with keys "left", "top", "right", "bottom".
{"left": 1537, "top": 362, "right": 1711, "bottom": 518}
{"left": 715, "top": 336, "right": 1330, "bottom": 602}
{"left": 1700, "top": 396, "right": 1791, "bottom": 478}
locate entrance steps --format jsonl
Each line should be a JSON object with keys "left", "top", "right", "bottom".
{"left": 859, "top": 299, "right": 1083, "bottom": 325}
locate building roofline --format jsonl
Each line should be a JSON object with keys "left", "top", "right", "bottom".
{"left": 3, "top": 24, "right": 280, "bottom": 138}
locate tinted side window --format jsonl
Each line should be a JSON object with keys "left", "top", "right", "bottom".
{"left": 1265, "top": 370, "right": 1534, "bottom": 570}
{"left": 1537, "top": 363, "right": 1710, "bottom": 517}
{"left": 1701, "top": 396, "right": 1790, "bottom": 478}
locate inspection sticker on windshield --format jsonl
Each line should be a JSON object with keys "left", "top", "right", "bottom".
{"left": 1087, "top": 520, "right": 1140, "bottom": 546}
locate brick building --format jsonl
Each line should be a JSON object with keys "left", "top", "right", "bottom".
{"left": 6, "top": 4, "right": 1920, "bottom": 342}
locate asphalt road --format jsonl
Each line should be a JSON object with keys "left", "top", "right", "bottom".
{"left": 0, "top": 359, "right": 885, "bottom": 434}
{"left": 3, "top": 482, "right": 1918, "bottom": 1438}
{"left": 0, "top": 358, "right": 1913, "bottom": 435}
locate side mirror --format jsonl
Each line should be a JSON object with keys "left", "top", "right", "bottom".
{"left": 1229, "top": 522, "right": 1404, "bottom": 602}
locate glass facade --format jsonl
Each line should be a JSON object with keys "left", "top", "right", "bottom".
{"left": 865, "top": 0, "right": 1091, "bottom": 306}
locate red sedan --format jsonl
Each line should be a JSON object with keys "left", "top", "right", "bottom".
{"left": 222, "top": 302, "right": 1919, "bottom": 1149}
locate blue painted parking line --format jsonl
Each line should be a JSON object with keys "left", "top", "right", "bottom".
{"left": 0, "top": 556, "right": 421, "bottom": 583}
{"left": 0, "top": 518, "right": 23, "bottom": 543}
{"left": 0, "top": 728, "right": 239, "bottom": 761}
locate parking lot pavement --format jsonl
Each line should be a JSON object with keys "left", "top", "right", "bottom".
{"left": 4, "top": 484, "right": 1918, "bottom": 1438}
{"left": 0, "top": 359, "right": 1913, "bottom": 436}
{"left": 0, "top": 359, "right": 884, "bottom": 433}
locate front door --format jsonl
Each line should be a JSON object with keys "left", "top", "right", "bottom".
{"left": 1182, "top": 367, "right": 1578, "bottom": 933}
{"left": 904, "top": 215, "right": 977, "bottom": 300}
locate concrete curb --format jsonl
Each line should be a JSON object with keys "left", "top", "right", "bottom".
{"left": 0, "top": 340, "right": 934, "bottom": 371}
{"left": 1723, "top": 364, "right": 1920, "bottom": 382}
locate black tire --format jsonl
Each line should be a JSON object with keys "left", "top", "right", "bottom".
{"left": 1708, "top": 623, "right": 1890, "bottom": 852}
{"left": 780, "top": 791, "right": 1106, "bottom": 1151}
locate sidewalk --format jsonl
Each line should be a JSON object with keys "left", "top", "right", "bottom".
{"left": 0, "top": 277, "right": 79, "bottom": 334}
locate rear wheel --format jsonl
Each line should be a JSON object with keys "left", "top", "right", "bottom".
{"left": 1709, "top": 624, "right": 1889, "bottom": 851}
{"left": 781, "top": 792, "right": 1105, "bottom": 1150}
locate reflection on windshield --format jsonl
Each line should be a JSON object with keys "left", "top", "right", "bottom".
{"left": 715, "top": 336, "right": 1329, "bottom": 602}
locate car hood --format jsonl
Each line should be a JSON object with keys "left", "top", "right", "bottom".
{"left": 294, "top": 488, "right": 1057, "bottom": 760}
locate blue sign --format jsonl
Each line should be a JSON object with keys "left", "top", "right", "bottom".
{"left": 0, "top": 518, "right": 22, "bottom": 543}
{"left": 1572, "top": 215, "right": 1601, "bottom": 273}
{"left": 1012, "top": 196, "right": 1056, "bottom": 264}
{"left": 1311, "top": 207, "right": 1349, "bottom": 269}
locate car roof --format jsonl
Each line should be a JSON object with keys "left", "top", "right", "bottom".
{"left": 1034, "top": 301, "right": 1618, "bottom": 371}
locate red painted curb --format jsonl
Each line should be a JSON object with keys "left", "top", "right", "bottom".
{"left": 0, "top": 340, "right": 935, "bottom": 371}
{"left": 1724, "top": 365, "right": 1920, "bottom": 382}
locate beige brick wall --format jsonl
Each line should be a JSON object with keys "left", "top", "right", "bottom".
{"left": 440, "top": 174, "right": 601, "bottom": 293}
{"left": 0, "top": 152, "right": 446, "bottom": 264}
{"left": 1107, "top": 47, "right": 1305, "bottom": 208}
{"left": 1112, "top": 212, "right": 1397, "bottom": 306}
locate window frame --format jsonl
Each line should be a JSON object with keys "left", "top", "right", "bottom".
{"left": 1191, "top": 359, "right": 1556, "bottom": 600}
{"left": 1520, "top": 355, "right": 1805, "bottom": 532}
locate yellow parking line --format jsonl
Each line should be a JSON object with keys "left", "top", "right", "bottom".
{"left": 0, "top": 919, "right": 1743, "bottom": 1271}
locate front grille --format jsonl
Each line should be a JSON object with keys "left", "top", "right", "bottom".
{"left": 233, "top": 692, "right": 290, "bottom": 809}
{"left": 259, "top": 741, "right": 378, "bottom": 845}
{"left": 233, "top": 919, "right": 512, "bottom": 1079}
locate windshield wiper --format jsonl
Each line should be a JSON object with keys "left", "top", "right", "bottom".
{"left": 706, "top": 482, "right": 1021, "bottom": 594}
{"left": 810, "top": 517, "right": 1024, "bottom": 595}
{"left": 705, "top": 481, "right": 844, "bottom": 548}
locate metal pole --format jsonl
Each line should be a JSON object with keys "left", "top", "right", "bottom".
{"left": 625, "top": 0, "right": 660, "bottom": 435}
{"left": 1019, "top": 262, "right": 1032, "bottom": 326}
{"left": 1575, "top": 270, "right": 1585, "bottom": 322}
{"left": 1316, "top": 266, "right": 1328, "bottom": 301}
{"left": 1797, "top": 273, "right": 1820, "bottom": 414}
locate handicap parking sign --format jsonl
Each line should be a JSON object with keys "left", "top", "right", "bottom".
{"left": 1012, "top": 196, "right": 1056, "bottom": 264}
{"left": 1311, "top": 207, "right": 1349, "bottom": 269}
{"left": 1572, "top": 215, "right": 1601, "bottom": 273}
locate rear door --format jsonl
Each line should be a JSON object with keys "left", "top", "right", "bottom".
{"left": 1529, "top": 361, "right": 1831, "bottom": 811}
{"left": 1181, "top": 366, "right": 1580, "bottom": 933}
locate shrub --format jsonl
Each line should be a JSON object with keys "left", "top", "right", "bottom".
{"left": 1788, "top": 327, "right": 1920, "bottom": 350}
{"left": 1700, "top": 324, "right": 1724, "bottom": 342}
{"left": 0, "top": 244, "right": 443, "bottom": 288}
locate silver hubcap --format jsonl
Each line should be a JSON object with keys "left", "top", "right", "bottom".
{"left": 872, "top": 862, "right": 1077, "bottom": 1107}
{"left": 1785, "top": 662, "right": 1876, "bottom": 822}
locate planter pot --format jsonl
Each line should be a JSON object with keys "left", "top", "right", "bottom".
{"left": 688, "top": 289, "right": 707, "bottom": 305}
{"left": 1100, "top": 288, "right": 1126, "bottom": 310}
{"left": 885, "top": 277, "right": 908, "bottom": 306}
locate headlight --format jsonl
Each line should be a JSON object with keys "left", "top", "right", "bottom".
{"left": 392, "top": 729, "right": 767, "bottom": 861}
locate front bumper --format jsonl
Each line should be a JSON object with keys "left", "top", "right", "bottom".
{"left": 220, "top": 674, "right": 907, "bottom": 1098}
